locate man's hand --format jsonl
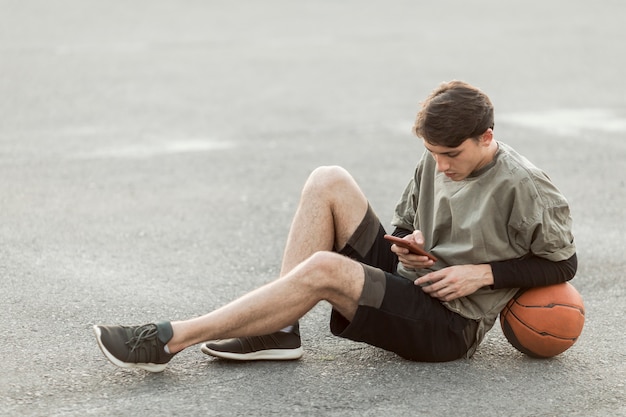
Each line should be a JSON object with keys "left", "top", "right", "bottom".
{"left": 390, "top": 230, "right": 435, "bottom": 270}
{"left": 415, "top": 264, "right": 494, "bottom": 302}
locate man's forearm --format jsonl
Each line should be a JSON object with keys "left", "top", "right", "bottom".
{"left": 489, "top": 253, "right": 578, "bottom": 289}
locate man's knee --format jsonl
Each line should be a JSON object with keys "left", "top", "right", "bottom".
{"left": 303, "top": 250, "right": 342, "bottom": 272}
{"left": 309, "top": 165, "right": 351, "bottom": 181}
{"left": 305, "top": 166, "right": 354, "bottom": 195}
{"left": 299, "top": 251, "right": 363, "bottom": 291}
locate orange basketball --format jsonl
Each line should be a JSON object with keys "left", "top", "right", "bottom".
{"left": 499, "top": 282, "right": 585, "bottom": 358}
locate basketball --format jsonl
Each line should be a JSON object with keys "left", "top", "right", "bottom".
{"left": 499, "top": 282, "right": 585, "bottom": 358}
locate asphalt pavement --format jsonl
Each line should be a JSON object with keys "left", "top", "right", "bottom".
{"left": 1, "top": 1, "right": 625, "bottom": 416}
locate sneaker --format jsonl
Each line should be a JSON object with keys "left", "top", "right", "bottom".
{"left": 200, "top": 323, "right": 303, "bottom": 361}
{"left": 93, "top": 322, "right": 176, "bottom": 372}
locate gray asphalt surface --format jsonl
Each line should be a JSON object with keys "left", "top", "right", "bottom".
{"left": 1, "top": 1, "right": 625, "bottom": 416}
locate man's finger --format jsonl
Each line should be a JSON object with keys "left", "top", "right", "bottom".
{"left": 416, "top": 270, "right": 442, "bottom": 286}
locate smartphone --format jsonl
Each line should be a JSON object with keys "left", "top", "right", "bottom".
{"left": 383, "top": 234, "right": 438, "bottom": 262}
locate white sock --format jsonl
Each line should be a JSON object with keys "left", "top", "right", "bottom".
{"left": 164, "top": 344, "right": 171, "bottom": 354}
{"left": 280, "top": 325, "right": 294, "bottom": 333}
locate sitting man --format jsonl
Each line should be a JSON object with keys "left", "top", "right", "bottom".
{"left": 94, "top": 80, "right": 577, "bottom": 372}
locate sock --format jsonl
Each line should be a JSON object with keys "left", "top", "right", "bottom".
{"left": 164, "top": 344, "right": 171, "bottom": 354}
{"left": 280, "top": 325, "right": 294, "bottom": 333}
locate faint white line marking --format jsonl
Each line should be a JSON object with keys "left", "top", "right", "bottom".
{"left": 73, "top": 140, "right": 235, "bottom": 159}
{"left": 499, "top": 109, "right": 626, "bottom": 135}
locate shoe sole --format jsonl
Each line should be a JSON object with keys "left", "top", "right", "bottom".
{"left": 93, "top": 325, "right": 168, "bottom": 373}
{"left": 200, "top": 344, "right": 303, "bottom": 361}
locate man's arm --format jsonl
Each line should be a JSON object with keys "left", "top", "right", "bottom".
{"left": 415, "top": 254, "right": 577, "bottom": 302}
{"left": 489, "top": 253, "right": 577, "bottom": 289}
{"left": 394, "top": 225, "right": 578, "bottom": 288}
{"left": 392, "top": 227, "right": 412, "bottom": 238}
{"left": 410, "top": 248, "right": 577, "bottom": 302}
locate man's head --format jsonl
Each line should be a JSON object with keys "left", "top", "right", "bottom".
{"left": 414, "top": 81, "right": 497, "bottom": 181}
{"left": 414, "top": 80, "right": 494, "bottom": 148}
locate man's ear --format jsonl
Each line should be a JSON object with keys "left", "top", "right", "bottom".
{"left": 480, "top": 128, "right": 494, "bottom": 146}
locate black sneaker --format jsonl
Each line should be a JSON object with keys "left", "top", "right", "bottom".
{"left": 200, "top": 323, "right": 303, "bottom": 361}
{"left": 93, "top": 322, "right": 176, "bottom": 372}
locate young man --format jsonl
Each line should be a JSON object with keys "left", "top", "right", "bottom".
{"left": 94, "top": 81, "right": 577, "bottom": 372}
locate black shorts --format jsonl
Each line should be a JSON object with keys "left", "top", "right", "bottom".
{"left": 331, "top": 205, "right": 475, "bottom": 362}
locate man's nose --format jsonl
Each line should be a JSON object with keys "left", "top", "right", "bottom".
{"left": 434, "top": 155, "right": 449, "bottom": 172}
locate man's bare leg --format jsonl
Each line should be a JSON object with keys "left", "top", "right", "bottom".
{"left": 168, "top": 166, "right": 370, "bottom": 351}
{"left": 279, "top": 165, "right": 369, "bottom": 276}
{"left": 167, "top": 251, "right": 365, "bottom": 353}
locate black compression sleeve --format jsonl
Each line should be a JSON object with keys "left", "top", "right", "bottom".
{"left": 489, "top": 253, "right": 578, "bottom": 289}
{"left": 392, "top": 227, "right": 412, "bottom": 238}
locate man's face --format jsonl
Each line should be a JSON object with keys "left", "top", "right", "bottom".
{"left": 422, "top": 132, "right": 494, "bottom": 181}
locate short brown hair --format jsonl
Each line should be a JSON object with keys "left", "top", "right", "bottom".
{"left": 413, "top": 80, "right": 494, "bottom": 147}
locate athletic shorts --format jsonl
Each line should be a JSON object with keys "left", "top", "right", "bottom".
{"left": 331, "top": 205, "right": 476, "bottom": 362}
